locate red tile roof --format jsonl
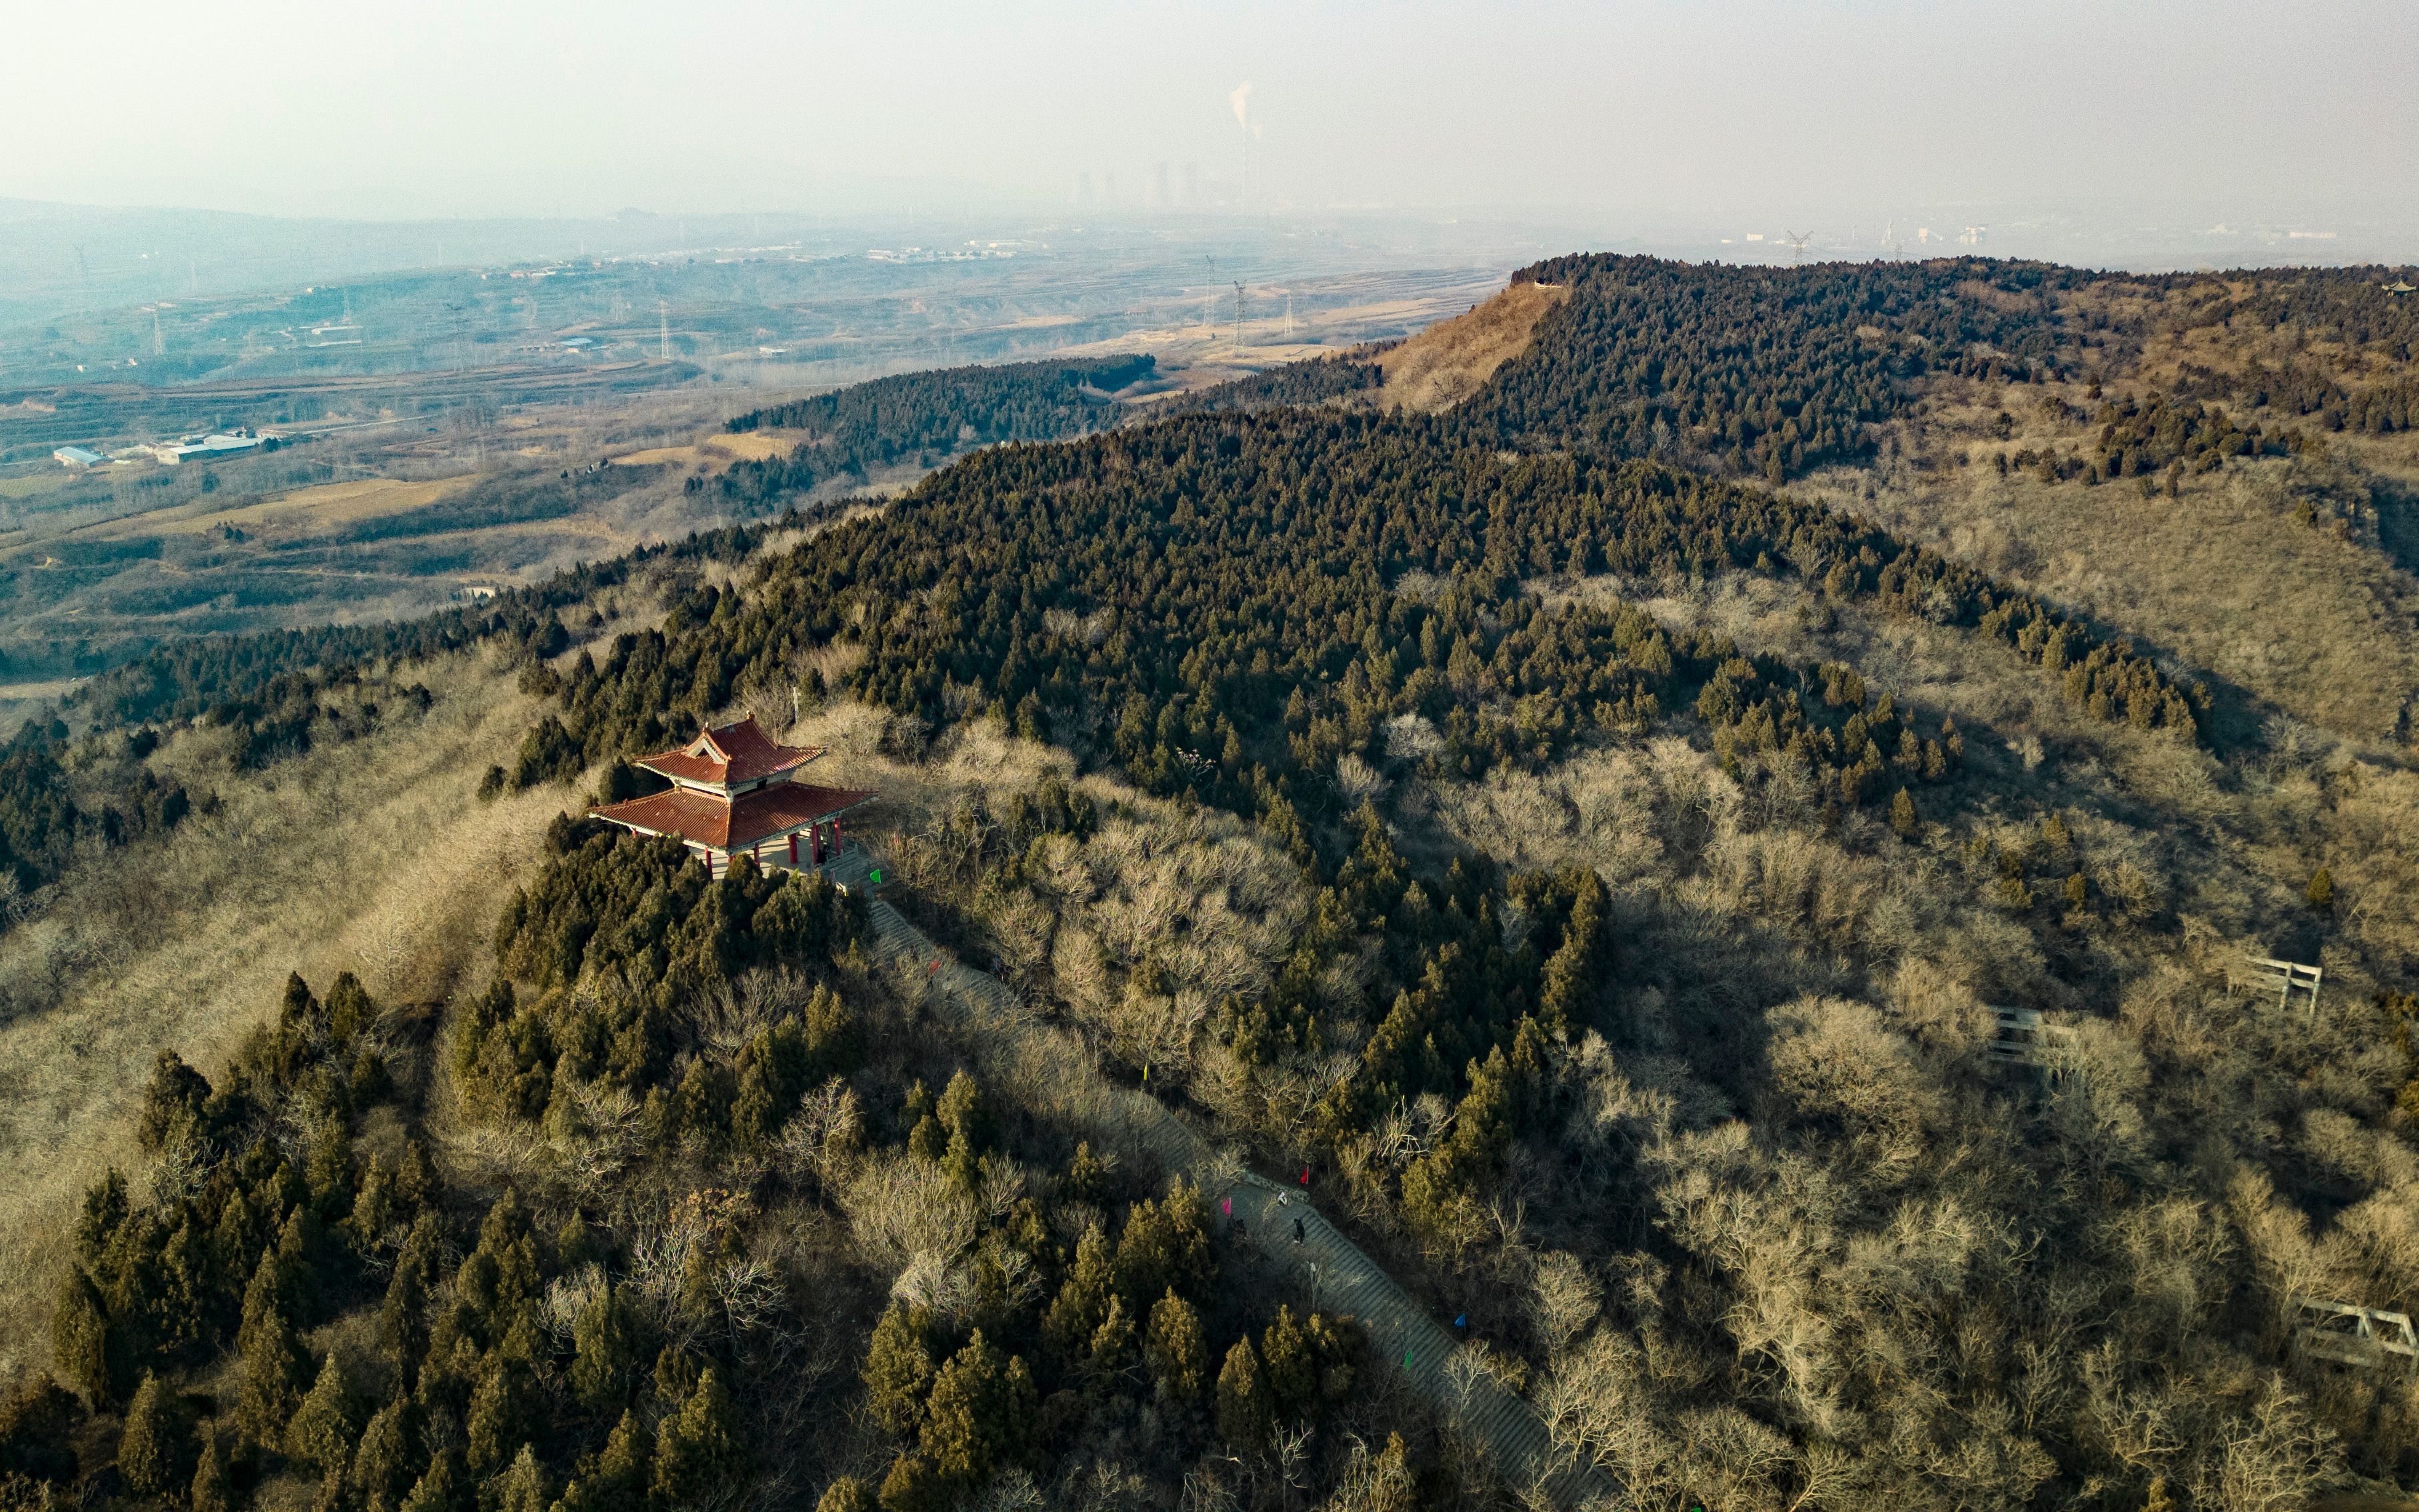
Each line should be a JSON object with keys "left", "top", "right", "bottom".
{"left": 591, "top": 781, "right": 876, "bottom": 851}
{"left": 635, "top": 715, "right": 823, "bottom": 787}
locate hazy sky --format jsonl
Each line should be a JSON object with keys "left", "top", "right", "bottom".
{"left": 11, "top": 0, "right": 2416, "bottom": 223}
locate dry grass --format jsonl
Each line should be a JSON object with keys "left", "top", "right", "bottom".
{"left": 1810, "top": 380, "right": 2419, "bottom": 746}
{"left": 611, "top": 427, "right": 812, "bottom": 469}
{"left": 1377, "top": 280, "right": 1568, "bottom": 413}
{"left": 1522, "top": 568, "right": 2418, "bottom": 1009}
{"left": 0, "top": 651, "right": 571, "bottom": 1372}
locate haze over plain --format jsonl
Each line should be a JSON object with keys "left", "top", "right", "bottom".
{"left": 7, "top": 0, "right": 2416, "bottom": 240}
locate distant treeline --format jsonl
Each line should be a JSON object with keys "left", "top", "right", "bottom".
{"left": 709, "top": 354, "right": 1158, "bottom": 510}
{"left": 1154, "top": 351, "right": 1386, "bottom": 417}
{"left": 316, "top": 465, "right": 673, "bottom": 547}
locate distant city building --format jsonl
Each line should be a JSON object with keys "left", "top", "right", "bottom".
{"left": 138, "top": 430, "right": 276, "bottom": 465}
{"left": 51, "top": 445, "right": 104, "bottom": 468}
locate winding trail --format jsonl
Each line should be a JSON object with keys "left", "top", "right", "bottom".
{"left": 833, "top": 850, "right": 1614, "bottom": 1509}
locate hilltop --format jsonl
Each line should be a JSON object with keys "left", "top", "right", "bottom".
{"left": 4, "top": 252, "right": 2419, "bottom": 1512}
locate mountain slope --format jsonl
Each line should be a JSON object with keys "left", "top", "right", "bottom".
{"left": 11, "top": 253, "right": 2419, "bottom": 1512}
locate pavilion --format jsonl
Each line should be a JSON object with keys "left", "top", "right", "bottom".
{"left": 589, "top": 715, "right": 874, "bottom": 880}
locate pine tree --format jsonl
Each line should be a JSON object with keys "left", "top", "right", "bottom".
{"left": 191, "top": 1427, "right": 235, "bottom": 1512}
{"left": 1083, "top": 1297, "right": 1135, "bottom": 1390}
{"left": 1039, "top": 1223, "right": 1112, "bottom": 1370}
{"left": 1112, "top": 1183, "right": 1212, "bottom": 1310}
{"left": 730, "top": 1061, "right": 779, "bottom": 1149}
{"left": 1259, "top": 1307, "right": 1316, "bottom": 1418}
{"left": 649, "top": 1367, "right": 745, "bottom": 1508}
{"left": 814, "top": 1477, "right": 876, "bottom": 1512}
{"left": 305, "top": 1119, "right": 358, "bottom": 1221}
{"left": 380, "top": 1217, "right": 438, "bottom": 1373}
{"left": 399, "top": 1447, "right": 466, "bottom": 1512}
{"left": 570, "top": 1281, "right": 645, "bottom": 1412}
{"left": 119, "top": 1371, "right": 195, "bottom": 1497}
{"left": 917, "top": 1333, "right": 1035, "bottom": 1485}
{"left": 275, "top": 1204, "right": 327, "bottom": 1323}
{"left": 1143, "top": 1291, "right": 1208, "bottom": 1402}
{"left": 558, "top": 1411, "right": 647, "bottom": 1512}
{"left": 50, "top": 1267, "right": 114, "bottom": 1407}
{"left": 349, "top": 1397, "right": 419, "bottom": 1512}
{"left": 288, "top": 1352, "right": 363, "bottom": 1474}
{"left": 875, "top": 1455, "right": 941, "bottom": 1512}
{"left": 1215, "top": 1338, "right": 1271, "bottom": 1453}
{"left": 465, "top": 1355, "right": 535, "bottom": 1476}
{"left": 235, "top": 1254, "right": 311, "bottom": 1448}
{"left": 493, "top": 1443, "right": 549, "bottom": 1512}
{"left": 2308, "top": 865, "right": 2335, "bottom": 911}
{"left": 1889, "top": 787, "right": 1918, "bottom": 839}
{"left": 862, "top": 1305, "right": 935, "bottom": 1438}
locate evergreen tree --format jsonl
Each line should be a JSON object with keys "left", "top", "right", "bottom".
{"left": 2308, "top": 865, "right": 2336, "bottom": 911}
{"left": 570, "top": 1281, "right": 645, "bottom": 1413}
{"left": 917, "top": 1333, "right": 1035, "bottom": 1486}
{"left": 649, "top": 1367, "right": 744, "bottom": 1509}
{"left": 1083, "top": 1297, "right": 1135, "bottom": 1392}
{"left": 1215, "top": 1339, "right": 1272, "bottom": 1453}
{"left": 191, "top": 1427, "right": 235, "bottom": 1512}
{"left": 1110, "top": 1183, "right": 1212, "bottom": 1311}
{"left": 814, "top": 1477, "right": 876, "bottom": 1512}
{"left": 1890, "top": 787, "right": 1919, "bottom": 839}
{"left": 861, "top": 1305, "right": 935, "bottom": 1438}
{"left": 875, "top": 1455, "right": 940, "bottom": 1512}
{"left": 1039, "top": 1224, "right": 1112, "bottom": 1371}
{"left": 1260, "top": 1307, "right": 1316, "bottom": 1419}
{"left": 494, "top": 1444, "right": 549, "bottom": 1512}
{"left": 0, "top": 1374, "right": 82, "bottom": 1486}
{"left": 305, "top": 1119, "right": 358, "bottom": 1221}
{"left": 350, "top": 1397, "right": 420, "bottom": 1512}
{"left": 557, "top": 1411, "right": 648, "bottom": 1512}
{"left": 1143, "top": 1291, "right": 1208, "bottom": 1403}
{"left": 119, "top": 1371, "right": 195, "bottom": 1497}
{"left": 466, "top": 1355, "right": 536, "bottom": 1476}
{"left": 399, "top": 1448, "right": 467, "bottom": 1512}
{"left": 289, "top": 1352, "right": 363, "bottom": 1474}
{"left": 50, "top": 1267, "right": 115, "bottom": 1407}
{"left": 235, "top": 1254, "right": 311, "bottom": 1447}
{"left": 381, "top": 1217, "right": 439, "bottom": 1372}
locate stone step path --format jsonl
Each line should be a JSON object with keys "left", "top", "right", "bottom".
{"left": 857, "top": 889, "right": 1615, "bottom": 1510}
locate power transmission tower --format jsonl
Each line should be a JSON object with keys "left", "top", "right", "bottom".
{"left": 1785, "top": 230, "right": 1812, "bottom": 267}
{"left": 152, "top": 307, "right": 163, "bottom": 356}
{"left": 659, "top": 300, "right": 672, "bottom": 362}
{"left": 1233, "top": 281, "right": 1245, "bottom": 353}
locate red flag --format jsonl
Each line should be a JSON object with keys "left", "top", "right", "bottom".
{"left": 1300, "top": 1168, "right": 1310, "bottom": 1186}
{"left": 1222, "top": 1196, "right": 1232, "bottom": 1216}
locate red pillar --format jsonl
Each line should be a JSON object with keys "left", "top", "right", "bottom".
{"left": 787, "top": 831, "right": 799, "bottom": 865}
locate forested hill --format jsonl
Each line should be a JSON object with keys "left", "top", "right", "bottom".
{"left": 709, "top": 353, "right": 1159, "bottom": 508}
{"left": 1218, "top": 253, "right": 2419, "bottom": 483}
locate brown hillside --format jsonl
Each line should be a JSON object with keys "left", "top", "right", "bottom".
{"left": 1377, "top": 278, "right": 1567, "bottom": 412}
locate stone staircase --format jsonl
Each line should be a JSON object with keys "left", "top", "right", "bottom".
{"left": 857, "top": 889, "right": 1616, "bottom": 1509}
